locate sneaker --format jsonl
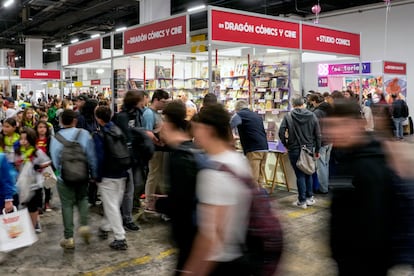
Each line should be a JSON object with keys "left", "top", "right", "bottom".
{"left": 60, "top": 238, "right": 75, "bottom": 249}
{"left": 109, "top": 239, "right": 128, "bottom": 250}
{"left": 161, "top": 214, "right": 171, "bottom": 221}
{"left": 123, "top": 221, "right": 140, "bottom": 231}
{"left": 35, "top": 221, "right": 42, "bottom": 233}
{"left": 78, "top": 226, "right": 91, "bottom": 244}
{"left": 306, "top": 196, "right": 316, "bottom": 206}
{"left": 293, "top": 200, "right": 307, "bottom": 209}
{"left": 44, "top": 203, "right": 52, "bottom": 212}
{"left": 98, "top": 228, "right": 109, "bottom": 240}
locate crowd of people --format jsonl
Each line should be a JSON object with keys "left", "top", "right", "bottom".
{"left": 0, "top": 87, "right": 413, "bottom": 275}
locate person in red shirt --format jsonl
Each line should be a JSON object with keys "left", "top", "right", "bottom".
{"left": 35, "top": 121, "right": 53, "bottom": 212}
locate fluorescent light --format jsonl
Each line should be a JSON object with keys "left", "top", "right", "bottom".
{"left": 96, "top": 69, "right": 104, "bottom": 74}
{"left": 187, "top": 4, "right": 205, "bottom": 12}
{"left": 14, "top": 57, "right": 18, "bottom": 61}
{"left": 70, "top": 38, "right": 79, "bottom": 44}
{"left": 43, "top": 49, "right": 48, "bottom": 52}
{"left": 3, "top": 0, "right": 14, "bottom": 8}
{"left": 115, "top": 27, "right": 127, "bottom": 32}
{"left": 91, "top": 34, "right": 100, "bottom": 39}
{"left": 55, "top": 44, "right": 62, "bottom": 48}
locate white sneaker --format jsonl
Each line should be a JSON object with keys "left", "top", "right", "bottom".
{"left": 293, "top": 200, "right": 307, "bottom": 209}
{"left": 306, "top": 197, "right": 316, "bottom": 206}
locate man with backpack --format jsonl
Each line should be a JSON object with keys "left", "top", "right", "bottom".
{"left": 94, "top": 106, "right": 130, "bottom": 250}
{"left": 50, "top": 109, "right": 97, "bottom": 249}
{"left": 391, "top": 93, "right": 409, "bottom": 140}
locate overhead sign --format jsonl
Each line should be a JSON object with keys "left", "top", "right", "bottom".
{"left": 124, "top": 15, "right": 187, "bottom": 55}
{"left": 91, "top": 79, "right": 101, "bottom": 85}
{"left": 211, "top": 9, "right": 300, "bottom": 49}
{"left": 302, "top": 25, "right": 360, "bottom": 56}
{"left": 20, "top": 69, "right": 61, "bottom": 80}
{"left": 68, "top": 39, "right": 101, "bottom": 64}
{"left": 318, "top": 76, "right": 328, "bottom": 87}
{"left": 383, "top": 61, "right": 406, "bottom": 75}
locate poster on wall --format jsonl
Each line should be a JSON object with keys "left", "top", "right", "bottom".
{"left": 384, "top": 76, "right": 407, "bottom": 103}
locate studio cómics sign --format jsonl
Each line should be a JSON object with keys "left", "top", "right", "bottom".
{"left": 68, "top": 39, "right": 101, "bottom": 65}
{"left": 211, "top": 9, "right": 300, "bottom": 49}
{"left": 124, "top": 15, "right": 187, "bottom": 55}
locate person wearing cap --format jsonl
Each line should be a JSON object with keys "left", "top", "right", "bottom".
{"left": 50, "top": 109, "right": 97, "bottom": 249}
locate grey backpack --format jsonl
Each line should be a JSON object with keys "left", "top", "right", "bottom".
{"left": 55, "top": 130, "right": 89, "bottom": 185}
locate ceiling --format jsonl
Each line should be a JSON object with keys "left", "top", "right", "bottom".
{"left": 0, "top": 0, "right": 386, "bottom": 65}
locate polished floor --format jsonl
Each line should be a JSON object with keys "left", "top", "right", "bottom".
{"left": 1, "top": 188, "right": 413, "bottom": 276}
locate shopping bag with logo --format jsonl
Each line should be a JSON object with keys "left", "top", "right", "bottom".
{"left": 16, "top": 161, "right": 36, "bottom": 204}
{"left": 42, "top": 166, "right": 57, "bottom": 189}
{"left": 0, "top": 207, "right": 38, "bottom": 252}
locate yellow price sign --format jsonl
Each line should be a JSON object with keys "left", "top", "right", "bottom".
{"left": 74, "top": 81, "right": 83, "bottom": 87}
{"left": 191, "top": 34, "right": 207, "bottom": 53}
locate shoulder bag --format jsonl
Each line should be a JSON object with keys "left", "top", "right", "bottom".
{"left": 285, "top": 113, "right": 316, "bottom": 175}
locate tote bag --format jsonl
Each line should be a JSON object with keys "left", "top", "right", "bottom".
{"left": 16, "top": 161, "right": 36, "bottom": 204}
{"left": 0, "top": 207, "right": 38, "bottom": 252}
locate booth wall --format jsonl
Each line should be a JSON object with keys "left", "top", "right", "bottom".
{"left": 303, "top": 2, "right": 414, "bottom": 108}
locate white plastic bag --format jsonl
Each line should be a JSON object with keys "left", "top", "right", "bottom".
{"left": 0, "top": 207, "right": 38, "bottom": 252}
{"left": 42, "top": 166, "right": 57, "bottom": 189}
{"left": 16, "top": 161, "right": 36, "bottom": 204}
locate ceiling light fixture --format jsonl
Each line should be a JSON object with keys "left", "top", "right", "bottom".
{"left": 187, "top": 4, "right": 205, "bottom": 13}
{"left": 43, "top": 49, "right": 48, "bottom": 52}
{"left": 3, "top": 0, "right": 14, "bottom": 8}
{"left": 115, "top": 27, "right": 127, "bottom": 32}
{"left": 55, "top": 44, "right": 62, "bottom": 48}
{"left": 96, "top": 68, "right": 104, "bottom": 74}
{"left": 91, "top": 34, "right": 100, "bottom": 39}
{"left": 70, "top": 38, "right": 79, "bottom": 44}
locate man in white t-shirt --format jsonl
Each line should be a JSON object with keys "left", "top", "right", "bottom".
{"left": 183, "top": 104, "right": 252, "bottom": 276}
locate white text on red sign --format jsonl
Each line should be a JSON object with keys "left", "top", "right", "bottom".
{"left": 218, "top": 21, "right": 297, "bottom": 39}
{"left": 127, "top": 25, "right": 183, "bottom": 45}
{"left": 317, "top": 35, "right": 351, "bottom": 47}
{"left": 385, "top": 65, "right": 405, "bottom": 71}
{"left": 34, "top": 72, "right": 49, "bottom": 76}
{"left": 75, "top": 47, "right": 94, "bottom": 56}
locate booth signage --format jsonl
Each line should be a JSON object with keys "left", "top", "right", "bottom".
{"left": 302, "top": 25, "right": 360, "bottom": 56}
{"left": 20, "top": 69, "right": 61, "bottom": 80}
{"left": 383, "top": 61, "right": 406, "bottom": 75}
{"left": 124, "top": 15, "right": 187, "bottom": 54}
{"left": 211, "top": 10, "right": 300, "bottom": 49}
{"left": 328, "top": 62, "right": 371, "bottom": 75}
{"left": 91, "top": 79, "right": 101, "bottom": 85}
{"left": 68, "top": 39, "right": 101, "bottom": 64}
{"left": 318, "top": 76, "right": 328, "bottom": 87}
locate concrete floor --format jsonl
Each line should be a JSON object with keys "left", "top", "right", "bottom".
{"left": 0, "top": 189, "right": 413, "bottom": 276}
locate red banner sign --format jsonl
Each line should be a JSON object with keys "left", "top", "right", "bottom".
{"left": 91, "top": 79, "right": 101, "bottom": 85}
{"left": 211, "top": 10, "right": 300, "bottom": 49}
{"left": 383, "top": 61, "right": 406, "bottom": 75}
{"left": 20, "top": 69, "right": 61, "bottom": 80}
{"left": 124, "top": 15, "right": 187, "bottom": 55}
{"left": 68, "top": 39, "right": 101, "bottom": 64}
{"left": 302, "top": 25, "right": 360, "bottom": 56}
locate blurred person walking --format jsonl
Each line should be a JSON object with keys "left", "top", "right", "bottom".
{"left": 183, "top": 104, "right": 252, "bottom": 276}
{"left": 159, "top": 100, "right": 199, "bottom": 274}
{"left": 230, "top": 100, "right": 268, "bottom": 188}
{"left": 50, "top": 109, "right": 97, "bottom": 249}
{"left": 324, "top": 99, "right": 395, "bottom": 276}
{"left": 278, "top": 95, "right": 321, "bottom": 208}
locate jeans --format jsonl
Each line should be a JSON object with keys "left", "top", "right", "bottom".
{"left": 317, "top": 144, "right": 332, "bottom": 193}
{"left": 288, "top": 150, "right": 313, "bottom": 203}
{"left": 99, "top": 177, "right": 126, "bottom": 240}
{"left": 393, "top": 117, "right": 406, "bottom": 139}
{"left": 121, "top": 165, "right": 144, "bottom": 224}
{"left": 56, "top": 180, "right": 89, "bottom": 239}
{"left": 246, "top": 151, "right": 268, "bottom": 186}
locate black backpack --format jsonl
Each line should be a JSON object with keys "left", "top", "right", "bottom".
{"left": 129, "top": 127, "right": 154, "bottom": 165}
{"left": 55, "top": 130, "right": 89, "bottom": 185}
{"left": 102, "top": 125, "right": 132, "bottom": 173}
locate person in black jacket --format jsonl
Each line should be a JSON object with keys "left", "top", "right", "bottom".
{"left": 112, "top": 90, "right": 147, "bottom": 232}
{"left": 159, "top": 100, "right": 199, "bottom": 275}
{"left": 324, "top": 99, "right": 394, "bottom": 276}
{"left": 391, "top": 93, "right": 409, "bottom": 140}
{"left": 278, "top": 95, "right": 321, "bottom": 209}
